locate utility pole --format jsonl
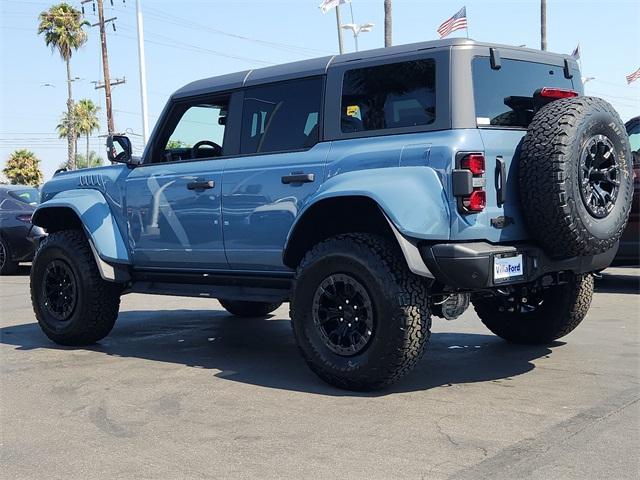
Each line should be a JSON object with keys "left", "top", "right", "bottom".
{"left": 540, "top": 0, "right": 547, "bottom": 51}
{"left": 96, "top": 0, "right": 115, "bottom": 134}
{"left": 135, "top": 0, "right": 149, "bottom": 144}
{"left": 384, "top": 0, "right": 392, "bottom": 48}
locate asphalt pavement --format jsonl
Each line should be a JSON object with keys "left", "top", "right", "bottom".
{"left": 1, "top": 266, "right": 638, "bottom": 480}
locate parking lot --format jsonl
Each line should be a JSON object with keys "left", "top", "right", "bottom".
{"left": 1, "top": 267, "right": 638, "bottom": 480}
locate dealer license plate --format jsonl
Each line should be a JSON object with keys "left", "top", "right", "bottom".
{"left": 493, "top": 254, "right": 524, "bottom": 282}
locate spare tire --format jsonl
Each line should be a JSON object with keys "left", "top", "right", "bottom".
{"left": 519, "top": 96, "right": 634, "bottom": 258}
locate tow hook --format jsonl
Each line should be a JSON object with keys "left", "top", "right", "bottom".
{"left": 432, "top": 293, "right": 470, "bottom": 320}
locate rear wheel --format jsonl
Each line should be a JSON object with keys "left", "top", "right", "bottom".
{"left": 291, "top": 233, "right": 431, "bottom": 391}
{"left": 473, "top": 274, "right": 594, "bottom": 344}
{"left": 30, "top": 230, "right": 122, "bottom": 346}
{"left": 218, "top": 299, "right": 282, "bottom": 317}
{"left": 0, "top": 236, "right": 19, "bottom": 275}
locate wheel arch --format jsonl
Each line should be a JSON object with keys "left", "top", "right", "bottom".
{"left": 283, "top": 167, "right": 450, "bottom": 275}
{"left": 32, "top": 189, "right": 130, "bottom": 265}
{"left": 283, "top": 195, "right": 434, "bottom": 278}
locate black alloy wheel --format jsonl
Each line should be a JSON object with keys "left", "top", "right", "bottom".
{"left": 42, "top": 259, "right": 78, "bottom": 322}
{"left": 580, "top": 134, "right": 620, "bottom": 219}
{"left": 311, "top": 273, "right": 374, "bottom": 356}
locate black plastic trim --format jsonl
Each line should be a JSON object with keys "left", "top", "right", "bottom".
{"left": 421, "top": 241, "right": 617, "bottom": 290}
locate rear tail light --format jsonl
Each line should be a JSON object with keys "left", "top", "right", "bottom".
{"left": 460, "top": 153, "right": 485, "bottom": 175}
{"left": 538, "top": 87, "right": 579, "bottom": 99}
{"left": 453, "top": 153, "right": 486, "bottom": 213}
{"left": 463, "top": 190, "right": 486, "bottom": 212}
{"left": 16, "top": 214, "right": 32, "bottom": 223}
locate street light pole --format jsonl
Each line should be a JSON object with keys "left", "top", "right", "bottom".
{"left": 335, "top": 4, "right": 344, "bottom": 54}
{"left": 135, "top": 0, "right": 149, "bottom": 144}
{"left": 341, "top": 23, "right": 374, "bottom": 52}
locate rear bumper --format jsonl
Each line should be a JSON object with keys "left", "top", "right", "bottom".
{"left": 421, "top": 241, "right": 617, "bottom": 290}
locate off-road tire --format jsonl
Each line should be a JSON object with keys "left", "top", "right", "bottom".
{"left": 519, "top": 97, "right": 633, "bottom": 258}
{"left": 30, "top": 230, "right": 122, "bottom": 346}
{"left": 0, "top": 236, "right": 19, "bottom": 275}
{"left": 290, "top": 233, "right": 431, "bottom": 391}
{"left": 218, "top": 299, "right": 282, "bottom": 317}
{"left": 473, "top": 274, "right": 594, "bottom": 344}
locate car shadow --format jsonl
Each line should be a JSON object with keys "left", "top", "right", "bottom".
{"left": 596, "top": 269, "right": 640, "bottom": 294}
{"left": 0, "top": 308, "right": 561, "bottom": 397}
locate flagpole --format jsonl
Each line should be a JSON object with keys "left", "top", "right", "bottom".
{"left": 335, "top": 4, "right": 345, "bottom": 54}
{"left": 465, "top": 6, "right": 469, "bottom": 39}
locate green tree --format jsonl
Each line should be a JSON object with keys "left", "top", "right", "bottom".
{"left": 59, "top": 151, "right": 103, "bottom": 170}
{"left": 38, "top": 3, "right": 89, "bottom": 170}
{"left": 56, "top": 108, "right": 77, "bottom": 155}
{"left": 166, "top": 139, "right": 188, "bottom": 149}
{"left": 76, "top": 99, "right": 100, "bottom": 163}
{"left": 2, "top": 150, "right": 44, "bottom": 186}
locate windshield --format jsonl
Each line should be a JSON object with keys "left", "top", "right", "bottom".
{"left": 8, "top": 188, "right": 40, "bottom": 206}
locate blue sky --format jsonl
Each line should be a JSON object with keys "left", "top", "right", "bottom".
{"left": 1, "top": 0, "right": 639, "bottom": 180}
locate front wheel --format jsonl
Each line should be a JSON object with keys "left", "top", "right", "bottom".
{"left": 473, "top": 274, "right": 594, "bottom": 344}
{"left": 30, "top": 230, "right": 122, "bottom": 346}
{"left": 291, "top": 233, "right": 431, "bottom": 391}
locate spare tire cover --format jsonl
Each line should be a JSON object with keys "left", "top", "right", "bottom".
{"left": 518, "top": 96, "right": 634, "bottom": 258}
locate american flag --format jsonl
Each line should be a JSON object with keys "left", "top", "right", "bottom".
{"left": 571, "top": 44, "right": 580, "bottom": 60}
{"left": 437, "top": 6, "right": 468, "bottom": 39}
{"left": 626, "top": 67, "right": 640, "bottom": 84}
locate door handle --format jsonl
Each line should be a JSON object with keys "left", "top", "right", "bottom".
{"left": 496, "top": 157, "right": 506, "bottom": 207}
{"left": 187, "top": 180, "right": 215, "bottom": 190}
{"left": 281, "top": 173, "right": 315, "bottom": 184}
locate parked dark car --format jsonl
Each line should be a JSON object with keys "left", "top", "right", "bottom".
{"left": 0, "top": 185, "right": 45, "bottom": 274}
{"left": 614, "top": 116, "right": 640, "bottom": 265}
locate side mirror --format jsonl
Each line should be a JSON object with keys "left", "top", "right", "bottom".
{"left": 107, "top": 135, "right": 133, "bottom": 164}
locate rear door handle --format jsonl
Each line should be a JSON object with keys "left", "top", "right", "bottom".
{"left": 496, "top": 157, "right": 506, "bottom": 207}
{"left": 281, "top": 173, "right": 315, "bottom": 184}
{"left": 187, "top": 180, "right": 215, "bottom": 190}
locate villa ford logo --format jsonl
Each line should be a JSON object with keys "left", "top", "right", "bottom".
{"left": 496, "top": 262, "right": 521, "bottom": 275}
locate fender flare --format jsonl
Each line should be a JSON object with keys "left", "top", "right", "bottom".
{"left": 284, "top": 167, "right": 450, "bottom": 276}
{"left": 32, "top": 189, "right": 130, "bottom": 265}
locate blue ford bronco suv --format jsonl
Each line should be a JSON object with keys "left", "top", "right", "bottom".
{"left": 30, "top": 39, "right": 633, "bottom": 390}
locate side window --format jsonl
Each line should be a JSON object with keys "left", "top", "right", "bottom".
{"left": 341, "top": 59, "right": 436, "bottom": 133}
{"left": 159, "top": 97, "right": 229, "bottom": 163}
{"left": 240, "top": 77, "right": 323, "bottom": 154}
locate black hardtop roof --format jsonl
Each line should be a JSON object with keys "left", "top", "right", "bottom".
{"left": 172, "top": 38, "right": 573, "bottom": 99}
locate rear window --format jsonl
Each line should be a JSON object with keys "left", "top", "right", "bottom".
{"left": 341, "top": 59, "right": 436, "bottom": 133}
{"left": 472, "top": 57, "right": 575, "bottom": 128}
{"left": 7, "top": 188, "right": 39, "bottom": 206}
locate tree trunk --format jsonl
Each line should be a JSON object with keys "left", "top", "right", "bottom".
{"left": 384, "top": 0, "right": 392, "bottom": 48}
{"left": 86, "top": 132, "right": 90, "bottom": 168}
{"left": 65, "top": 59, "right": 76, "bottom": 170}
{"left": 540, "top": 0, "right": 547, "bottom": 51}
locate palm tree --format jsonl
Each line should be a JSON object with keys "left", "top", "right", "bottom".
{"left": 2, "top": 150, "right": 44, "bottom": 186}
{"left": 384, "top": 0, "right": 392, "bottom": 47}
{"left": 55, "top": 108, "right": 78, "bottom": 158}
{"left": 75, "top": 99, "right": 100, "bottom": 164}
{"left": 38, "top": 3, "right": 89, "bottom": 170}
